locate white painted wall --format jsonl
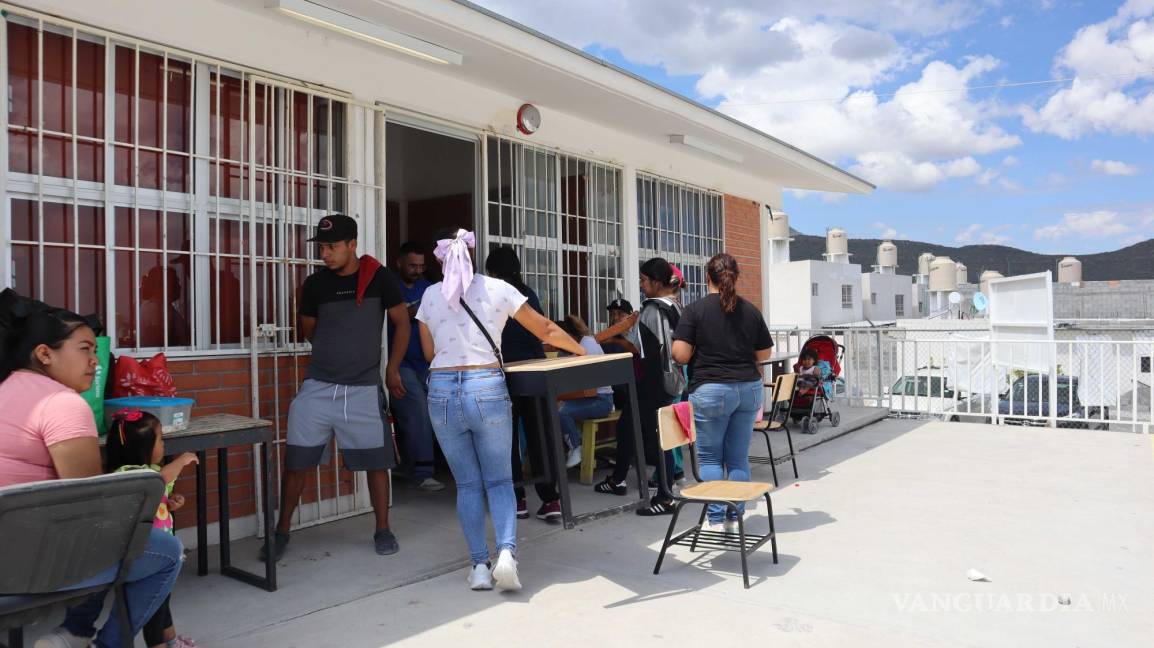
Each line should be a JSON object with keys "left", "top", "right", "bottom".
{"left": 863, "top": 272, "right": 916, "bottom": 321}
{"left": 767, "top": 262, "right": 814, "bottom": 328}
{"left": 766, "top": 260, "right": 866, "bottom": 328}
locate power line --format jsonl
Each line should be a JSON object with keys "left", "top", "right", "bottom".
{"left": 721, "top": 69, "right": 1154, "bottom": 107}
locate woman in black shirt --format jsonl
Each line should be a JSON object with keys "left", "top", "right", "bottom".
{"left": 671, "top": 253, "right": 773, "bottom": 532}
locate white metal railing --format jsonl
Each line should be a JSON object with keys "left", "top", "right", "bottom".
{"left": 765, "top": 328, "right": 1153, "bottom": 432}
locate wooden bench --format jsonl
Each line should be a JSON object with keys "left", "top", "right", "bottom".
{"left": 578, "top": 410, "right": 622, "bottom": 485}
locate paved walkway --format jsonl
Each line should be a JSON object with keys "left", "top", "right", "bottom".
{"left": 177, "top": 418, "right": 1153, "bottom": 647}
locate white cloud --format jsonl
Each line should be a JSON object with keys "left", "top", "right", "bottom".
{"left": 871, "top": 221, "right": 907, "bottom": 239}
{"left": 1001, "top": 155, "right": 1020, "bottom": 167}
{"left": 1090, "top": 159, "right": 1141, "bottom": 176}
{"left": 477, "top": 1, "right": 1016, "bottom": 192}
{"left": 976, "top": 168, "right": 999, "bottom": 186}
{"left": 956, "top": 223, "right": 1013, "bottom": 245}
{"left": 1023, "top": 1, "right": 1154, "bottom": 138}
{"left": 1034, "top": 210, "right": 1136, "bottom": 239}
{"left": 999, "top": 15, "right": 1015, "bottom": 28}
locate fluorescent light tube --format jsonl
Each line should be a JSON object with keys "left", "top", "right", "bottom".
{"left": 270, "top": 0, "right": 463, "bottom": 66}
{"left": 669, "top": 134, "right": 743, "bottom": 163}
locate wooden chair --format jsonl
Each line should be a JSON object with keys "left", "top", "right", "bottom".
{"left": 749, "top": 373, "right": 799, "bottom": 484}
{"left": 578, "top": 409, "right": 622, "bottom": 485}
{"left": 652, "top": 403, "right": 778, "bottom": 589}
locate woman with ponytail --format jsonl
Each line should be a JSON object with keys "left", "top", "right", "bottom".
{"left": 671, "top": 253, "right": 774, "bottom": 533}
{"left": 0, "top": 289, "right": 182, "bottom": 648}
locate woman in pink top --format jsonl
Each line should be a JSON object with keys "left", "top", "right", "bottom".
{"left": 0, "top": 289, "right": 183, "bottom": 648}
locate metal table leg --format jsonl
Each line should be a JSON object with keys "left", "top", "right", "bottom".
{"left": 219, "top": 444, "right": 278, "bottom": 591}
{"left": 196, "top": 450, "right": 208, "bottom": 576}
{"left": 543, "top": 383, "right": 574, "bottom": 528}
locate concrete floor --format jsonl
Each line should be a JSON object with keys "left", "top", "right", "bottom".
{"left": 23, "top": 411, "right": 1154, "bottom": 647}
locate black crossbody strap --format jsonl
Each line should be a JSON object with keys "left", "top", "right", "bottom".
{"left": 459, "top": 298, "right": 504, "bottom": 370}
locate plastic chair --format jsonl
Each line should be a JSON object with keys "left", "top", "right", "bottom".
{"left": 749, "top": 373, "right": 800, "bottom": 484}
{"left": 651, "top": 403, "right": 778, "bottom": 589}
{"left": 0, "top": 471, "right": 165, "bottom": 648}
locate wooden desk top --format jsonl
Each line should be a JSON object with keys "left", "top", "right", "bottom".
{"left": 99, "top": 414, "right": 271, "bottom": 446}
{"left": 505, "top": 352, "right": 631, "bottom": 373}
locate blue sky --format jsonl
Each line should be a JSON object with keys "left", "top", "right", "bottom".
{"left": 477, "top": 0, "right": 1154, "bottom": 254}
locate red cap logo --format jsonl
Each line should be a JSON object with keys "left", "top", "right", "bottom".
{"left": 320, "top": 218, "right": 333, "bottom": 230}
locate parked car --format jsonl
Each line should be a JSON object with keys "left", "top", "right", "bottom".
{"left": 945, "top": 375, "right": 1097, "bottom": 428}
{"left": 888, "top": 371, "right": 964, "bottom": 415}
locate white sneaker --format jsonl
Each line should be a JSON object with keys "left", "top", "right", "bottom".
{"left": 34, "top": 629, "right": 90, "bottom": 648}
{"left": 416, "top": 477, "right": 446, "bottom": 492}
{"left": 492, "top": 549, "right": 522, "bottom": 591}
{"left": 566, "top": 446, "right": 583, "bottom": 468}
{"left": 702, "top": 521, "right": 727, "bottom": 534}
{"left": 468, "top": 562, "right": 494, "bottom": 591}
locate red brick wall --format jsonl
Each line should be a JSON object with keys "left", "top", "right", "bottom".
{"left": 723, "top": 194, "right": 763, "bottom": 310}
{"left": 166, "top": 353, "right": 356, "bottom": 531}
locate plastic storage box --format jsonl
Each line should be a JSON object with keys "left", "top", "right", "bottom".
{"left": 104, "top": 397, "right": 196, "bottom": 434}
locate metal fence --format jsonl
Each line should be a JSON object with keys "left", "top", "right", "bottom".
{"left": 766, "top": 328, "right": 1154, "bottom": 432}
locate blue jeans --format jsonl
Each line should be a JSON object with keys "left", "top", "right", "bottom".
{"left": 558, "top": 393, "right": 614, "bottom": 449}
{"left": 427, "top": 369, "right": 517, "bottom": 565}
{"left": 393, "top": 365, "right": 436, "bottom": 481}
{"left": 59, "top": 528, "right": 183, "bottom": 647}
{"left": 689, "top": 381, "right": 764, "bottom": 523}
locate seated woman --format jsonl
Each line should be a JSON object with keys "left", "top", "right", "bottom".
{"left": 0, "top": 288, "right": 183, "bottom": 648}
{"left": 554, "top": 315, "right": 615, "bottom": 468}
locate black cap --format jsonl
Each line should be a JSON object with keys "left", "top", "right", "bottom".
{"left": 606, "top": 298, "right": 633, "bottom": 314}
{"left": 308, "top": 214, "right": 358, "bottom": 243}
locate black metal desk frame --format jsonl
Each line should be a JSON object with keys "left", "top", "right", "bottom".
{"left": 161, "top": 419, "right": 277, "bottom": 592}
{"left": 504, "top": 354, "right": 648, "bottom": 528}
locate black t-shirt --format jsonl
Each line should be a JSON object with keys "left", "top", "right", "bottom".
{"left": 299, "top": 266, "right": 403, "bottom": 386}
{"left": 500, "top": 285, "right": 546, "bottom": 363}
{"left": 673, "top": 294, "right": 772, "bottom": 393}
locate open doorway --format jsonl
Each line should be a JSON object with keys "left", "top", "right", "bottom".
{"left": 385, "top": 122, "right": 477, "bottom": 277}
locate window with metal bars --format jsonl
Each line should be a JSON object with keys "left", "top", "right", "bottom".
{"left": 895, "top": 293, "right": 905, "bottom": 317}
{"left": 3, "top": 15, "right": 358, "bottom": 354}
{"left": 636, "top": 173, "right": 723, "bottom": 304}
{"left": 485, "top": 136, "right": 624, "bottom": 330}
{"left": 841, "top": 284, "right": 853, "bottom": 309}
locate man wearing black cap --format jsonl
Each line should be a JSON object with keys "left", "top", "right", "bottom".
{"left": 261, "top": 214, "right": 410, "bottom": 561}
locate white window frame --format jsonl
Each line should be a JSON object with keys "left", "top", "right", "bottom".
{"left": 0, "top": 10, "right": 369, "bottom": 356}
{"left": 895, "top": 293, "right": 905, "bottom": 317}
{"left": 841, "top": 284, "right": 853, "bottom": 309}
{"left": 636, "top": 172, "right": 723, "bottom": 304}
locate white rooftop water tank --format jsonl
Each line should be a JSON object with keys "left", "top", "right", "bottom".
{"left": 877, "top": 241, "right": 898, "bottom": 268}
{"left": 955, "top": 262, "right": 969, "bottom": 285}
{"left": 917, "top": 252, "right": 935, "bottom": 276}
{"left": 1057, "top": 257, "right": 1082, "bottom": 284}
{"left": 979, "top": 270, "right": 1003, "bottom": 294}
{"left": 767, "top": 209, "right": 790, "bottom": 240}
{"left": 826, "top": 228, "right": 849, "bottom": 256}
{"left": 929, "top": 257, "right": 958, "bottom": 292}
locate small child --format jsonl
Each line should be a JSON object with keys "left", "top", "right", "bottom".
{"left": 796, "top": 348, "right": 832, "bottom": 396}
{"left": 105, "top": 409, "right": 199, "bottom": 648}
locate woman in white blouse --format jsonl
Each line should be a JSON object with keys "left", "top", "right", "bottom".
{"left": 416, "top": 229, "right": 584, "bottom": 592}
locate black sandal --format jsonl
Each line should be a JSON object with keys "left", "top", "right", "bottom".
{"left": 594, "top": 478, "right": 627, "bottom": 496}
{"left": 636, "top": 498, "right": 674, "bottom": 516}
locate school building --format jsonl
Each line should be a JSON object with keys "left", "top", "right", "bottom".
{"left": 0, "top": 0, "right": 871, "bottom": 541}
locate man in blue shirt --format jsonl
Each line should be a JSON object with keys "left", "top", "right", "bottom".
{"left": 388, "top": 242, "right": 444, "bottom": 491}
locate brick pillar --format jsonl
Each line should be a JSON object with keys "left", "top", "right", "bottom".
{"left": 723, "top": 194, "right": 763, "bottom": 310}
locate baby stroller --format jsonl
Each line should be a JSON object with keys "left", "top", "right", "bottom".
{"left": 791, "top": 335, "right": 844, "bottom": 434}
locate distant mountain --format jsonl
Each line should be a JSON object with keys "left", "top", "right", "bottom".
{"left": 785, "top": 229, "right": 1154, "bottom": 281}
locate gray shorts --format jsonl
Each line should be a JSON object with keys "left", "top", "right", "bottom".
{"left": 285, "top": 379, "right": 396, "bottom": 471}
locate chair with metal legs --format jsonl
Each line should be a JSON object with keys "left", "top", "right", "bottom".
{"left": 651, "top": 404, "right": 778, "bottom": 589}
{"left": 749, "top": 373, "right": 799, "bottom": 484}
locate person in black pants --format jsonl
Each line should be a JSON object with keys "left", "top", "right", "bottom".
{"left": 594, "top": 258, "right": 683, "bottom": 516}
{"left": 485, "top": 247, "right": 564, "bottom": 522}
